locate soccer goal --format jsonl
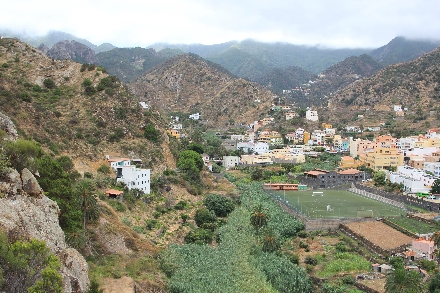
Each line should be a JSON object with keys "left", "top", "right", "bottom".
{"left": 312, "top": 191, "right": 324, "bottom": 196}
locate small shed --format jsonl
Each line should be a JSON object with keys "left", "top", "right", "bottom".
{"left": 106, "top": 189, "right": 124, "bottom": 199}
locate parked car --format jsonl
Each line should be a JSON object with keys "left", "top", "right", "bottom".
{"left": 428, "top": 195, "right": 437, "bottom": 200}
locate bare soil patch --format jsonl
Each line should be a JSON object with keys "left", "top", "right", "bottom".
{"left": 344, "top": 221, "right": 413, "bottom": 250}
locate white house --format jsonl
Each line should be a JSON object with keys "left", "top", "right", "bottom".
{"left": 394, "top": 105, "right": 403, "bottom": 112}
{"left": 388, "top": 166, "right": 437, "bottom": 194}
{"left": 306, "top": 110, "right": 319, "bottom": 122}
{"left": 139, "top": 102, "right": 149, "bottom": 109}
{"left": 222, "top": 156, "right": 240, "bottom": 169}
{"left": 108, "top": 157, "right": 150, "bottom": 194}
{"left": 237, "top": 141, "right": 269, "bottom": 155}
{"left": 189, "top": 113, "right": 200, "bottom": 120}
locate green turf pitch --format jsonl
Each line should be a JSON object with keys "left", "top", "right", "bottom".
{"left": 269, "top": 189, "right": 405, "bottom": 218}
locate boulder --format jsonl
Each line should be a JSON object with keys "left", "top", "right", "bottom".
{"left": 21, "top": 168, "right": 44, "bottom": 197}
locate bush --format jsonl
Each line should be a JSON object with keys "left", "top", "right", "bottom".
{"left": 180, "top": 213, "right": 190, "bottom": 223}
{"left": 288, "top": 253, "right": 300, "bottom": 265}
{"left": 84, "top": 85, "right": 96, "bottom": 96}
{"left": 82, "top": 78, "right": 92, "bottom": 87}
{"left": 204, "top": 194, "right": 235, "bottom": 217}
{"left": 174, "top": 200, "right": 187, "bottom": 210}
{"left": 144, "top": 123, "right": 159, "bottom": 142}
{"left": 0, "top": 233, "right": 63, "bottom": 293}
{"left": 299, "top": 241, "right": 309, "bottom": 249}
{"left": 145, "top": 219, "right": 158, "bottom": 230}
{"left": 43, "top": 78, "right": 56, "bottom": 89}
{"left": 297, "top": 230, "right": 308, "bottom": 238}
{"left": 194, "top": 208, "right": 217, "bottom": 227}
{"left": 97, "top": 164, "right": 111, "bottom": 175}
{"left": 304, "top": 256, "right": 318, "bottom": 266}
{"left": 184, "top": 228, "right": 213, "bottom": 244}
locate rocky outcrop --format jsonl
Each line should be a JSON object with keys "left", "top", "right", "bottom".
{"left": 0, "top": 168, "right": 90, "bottom": 292}
{"left": 0, "top": 110, "right": 18, "bottom": 140}
{"left": 46, "top": 40, "right": 99, "bottom": 64}
{"left": 38, "top": 43, "right": 49, "bottom": 54}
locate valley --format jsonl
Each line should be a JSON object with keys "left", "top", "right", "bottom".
{"left": 0, "top": 33, "right": 440, "bottom": 293}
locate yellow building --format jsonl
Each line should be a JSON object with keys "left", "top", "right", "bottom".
{"left": 364, "top": 147, "right": 404, "bottom": 170}
{"left": 339, "top": 156, "right": 363, "bottom": 169}
{"left": 414, "top": 137, "right": 440, "bottom": 148}
{"left": 322, "top": 123, "right": 332, "bottom": 129}
{"left": 303, "top": 131, "right": 311, "bottom": 144}
{"left": 166, "top": 129, "right": 180, "bottom": 139}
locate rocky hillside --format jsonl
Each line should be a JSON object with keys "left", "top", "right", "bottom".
{"left": 0, "top": 38, "right": 176, "bottom": 174}
{"left": 128, "top": 53, "right": 275, "bottom": 129}
{"left": 0, "top": 29, "right": 116, "bottom": 53}
{"left": 39, "top": 40, "right": 99, "bottom": 64}
{"left": 0, "top": 167, "right": 89, "bottom": 292}
{"left": 369, "top": 36, "right": 440, "bottom": 66}
{"left": 255, "top": 65, "right": 317, "bottom": 95}
{"left": 96, "top": 47, "right": 182, "bottom": 83}
{"left": 327, "top": 46, "right": 440, "bottom": 133}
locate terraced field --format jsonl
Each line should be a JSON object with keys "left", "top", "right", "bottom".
{"left": 344, "top": 221, "right": 413, "bottom": 250}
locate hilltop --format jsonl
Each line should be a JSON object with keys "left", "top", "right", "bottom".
{"left": 128, "top": 53, "right": 275, "bottom": 129}
{"left": 0, "top": 38, "right": 175, "bottom": 174}
{"left": 327, "top": 46, "right": 440, "bottom": 134}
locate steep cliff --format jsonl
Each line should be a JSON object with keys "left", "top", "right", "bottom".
{"left": 0, "top": 167, "right": 90, "bottom": 292}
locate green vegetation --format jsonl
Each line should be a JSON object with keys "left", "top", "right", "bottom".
{"left": 432, "top": 179, "right": 440, "bottom": 194}
{"left": 385, "top": 216, "right": 438, "bottom": 234}
{"left": 271, "top": 189, "right": 405, "bottom": 218}
{"left": 385, "top": 259, "right": 425, "bottom": 293}
{"left": 160, "top": 182, "right": 309, "bottom": 292}
{"left": 203, "top": 193, "right": 235, "bottom": 217}
{"left": 0, "top": 232, "right": 63, "bottom": 293}
{"left": 317, "top": 252, "right": 370, "bottom": 278}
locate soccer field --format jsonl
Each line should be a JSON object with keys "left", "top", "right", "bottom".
{"left": 268, "top": 189, "right": 405, "bottom": 218}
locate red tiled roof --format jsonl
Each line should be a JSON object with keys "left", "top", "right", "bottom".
{"left": 304, "top": 170, "right": 327, "bottom": 176}
{"left": 338, "top": 169, "right": 361, "bottom": 175}
{"left": 106, "top": 189, "right": 124, "bottom": 196}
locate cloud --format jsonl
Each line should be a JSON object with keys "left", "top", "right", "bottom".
{"left": 0, "top": 0, "right": 439, "bottom": 48}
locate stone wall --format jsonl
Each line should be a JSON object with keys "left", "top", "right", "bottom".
{"left": 298, "top": 171, "right": 371, "bottom": 189}
{"left": 354, "top": 183, "right": 440, "bottom": 212}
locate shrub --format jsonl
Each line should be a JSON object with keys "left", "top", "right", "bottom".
{"left": 84, "top": 172, "right": 94, "bottom": 179}
{"left": 288, "top": 253, "right": 300, "bottom": 265}
{"left": 184, "top": 228, "right": 213, "bottom": 244}
{"left": 304, "top": 256, "right": 318, "bottom": 266}
{"left": 194, "top": 207, "right": 217, "bottom": 227}
{"left": 297, "top": 230, "right": 308, "bottom": 238}
{"left": 82, "top": 78, "right": 92, "bottom": 87}
{"left": 144, "top": 123, "right": 159, "bottom": 142}
{"left": 145, "top": 219, "right": 158, "bottom": 230}
{"left": 180, "top": 213, "right": 190, "bottom": 223}
{"left": 342, "top": 275, "right": 355, "bottom": 284}
{"left": 97, "top": 164, "right": 111, "bottom": 175}
{"left": 43, "top": 78, "right": 56, "bottom": 89}
{"left": 204, "top": 194, "right": 235, "bottom": 217}
{"left": 84, "top": 85, "right": 96, "bottom": 96}
{"left": 299, "top": 241, "right": 309, "bottom": 249}
{"left": 174, "top": 200, "right": 187, "bottom": 210}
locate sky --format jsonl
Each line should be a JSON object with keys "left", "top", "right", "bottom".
{"left": 1, "top": 0, "right": 440, "bottom": 49}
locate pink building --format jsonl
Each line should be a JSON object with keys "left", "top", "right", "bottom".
{"left": 412, "top": 238, "right": 435, "bottom": 260}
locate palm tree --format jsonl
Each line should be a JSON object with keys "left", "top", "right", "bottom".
{"left": 385, "top": 264, "right": 425, "bottom": 293}
{"left": 250, "top": 204, "right": 268, "bottom": 231}
{"left": 74, "top": 179, "right": 100, "bottom": 230}
{"left": 432, "top": 231, "right": 440, "bottom": 264}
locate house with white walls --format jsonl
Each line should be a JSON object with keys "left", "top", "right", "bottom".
{"left": 306, "top": 110, "right": 319, "bottom": 121}
{"left": 107, "top": 157, "right": 150, "bottom": 194}
{"left": 237, "top": 141, "right": 269, "bottom": 154}
{"left": 189, "top": 113, "right": 201, "bottom": 120}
